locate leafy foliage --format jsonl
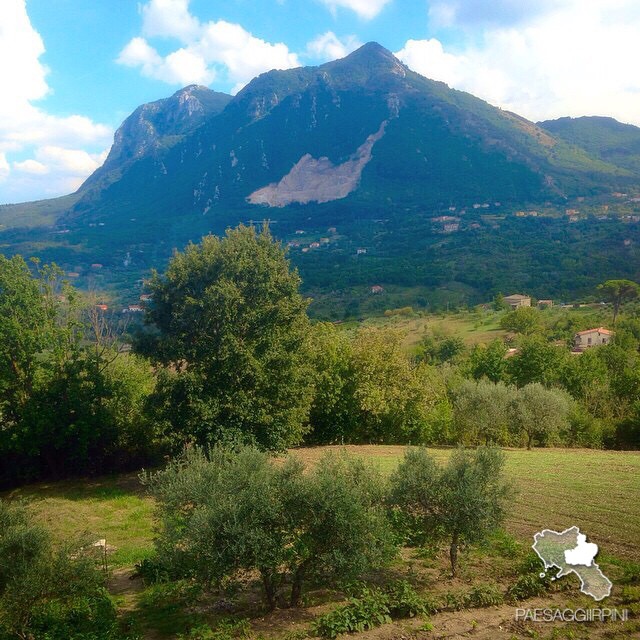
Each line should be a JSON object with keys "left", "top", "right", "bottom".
{"left": 0, "top": 500, "right": 131, "bottom": 640}
{"left": 312, "top": 582, "right": 431, "bottom": 639}
{"left": 0, "top": 255, "right": 156, "bottom": 487}
{"left": 141, "top": 225, "right": 313, "bottom": 451}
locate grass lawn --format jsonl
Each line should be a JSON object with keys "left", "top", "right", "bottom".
{"left": 5, "top": 472, "right": 155, "bottom": 568}
{"left": 361, "top": 311, "right": 507, "bottom": 352}
{"left": 6, "top": 446, "right": 639, "bottom": 565}
{"left": 291, "top": 446, "right": 640, "bottom": 560}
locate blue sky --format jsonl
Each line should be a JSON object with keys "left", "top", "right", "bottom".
{"left": 2, "top": 0, "right": 640, "bottom": 203}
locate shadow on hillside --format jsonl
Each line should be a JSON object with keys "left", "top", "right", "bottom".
{"left": 4, "top": 471, "right": 147, "bottom": 502}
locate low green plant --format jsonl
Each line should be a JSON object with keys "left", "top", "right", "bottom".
{"left": 464, "top": 583, "right": 504, "bottom": 607}
{"left": 312, "top": 587, "right": 392, "bottom": 639}
{"left": 312, "top": 581, "right": 432, "bottom": 639}
{"left": 480, "top": 530, "right": 523, "bottom": 559}
{"left": 385, "top": 580, "right": 435, "bottom": 617}
{"left": 506, "top": 573, "right": 550, "bottom": 602}
{"left": 178, "top": 618, "right": 253, "bottom": 639}
{"left": 441, "top": 590, "right": 467, "bottom": 611}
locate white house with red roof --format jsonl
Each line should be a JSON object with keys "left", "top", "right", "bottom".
{"left": 573, "top": 327, "right": 614, "bottom": 352}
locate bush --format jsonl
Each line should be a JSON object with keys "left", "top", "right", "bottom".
{"left": 313, "top": 587, "right": 392, "bottom": 638}
{"left": 464, "top": 584, "right": 504, "bottom": 607}
{"left": 177, "top": 619, "right": 252, "bottom": 640}
{"left": 506, "top": 573, "right": 551, "bottom": 602}
{"left": 0, "top": 499, "right": 130, "bottom": 640}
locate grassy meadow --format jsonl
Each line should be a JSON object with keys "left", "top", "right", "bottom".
{"left": 5, "top": 446, "right": 639, "bottom": 639}
{"left": 8, "top": 446, "right": 639, "bottom": 568}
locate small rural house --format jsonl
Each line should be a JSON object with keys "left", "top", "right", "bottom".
{"left": 370, "top": 285, "right": 384, "bottom": 294}
{"left": 573, "top": 327, "right": 614, "bottom": 352}
{"left": 504, "top": 294, "right": 531, "bottom": 309}
{"left": 537, "top": 299, "right": 553, "bottom": 309}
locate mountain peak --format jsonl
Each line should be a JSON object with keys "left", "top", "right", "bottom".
{"left": 172, "top": 84, "right": 210, "bottom": 97}
{"left": 349, "top": 41, "right": 395, "bottom": 59}
{"left": 320, "top": 41, "right": 407, "bottom": 88}
{"left": 335, "top": 41, "right": 400, "bottom": 69}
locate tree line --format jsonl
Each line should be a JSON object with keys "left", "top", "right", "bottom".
{"left": 1, "top": 225, "right": 639, "bottom": 487}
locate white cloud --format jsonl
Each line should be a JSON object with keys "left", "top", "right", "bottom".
{"left": 118, "top": 37, "right": 215, "bottom": 85}
{"left": 396, "top": 1, "right": 640, "bottom": 126}
{"left": 0, "top": 0, "right": 113, "bottom": 203}
{"left": 118, "top": 1, "right": 300, "bottom": 93}
{"left": 428, "top": 0, "right": 556, "bottom": 29}
{"left": 13, "top": 159, "right": 48, "bottom": 175}
{"left": 0, "top": 153, "right": 10, "bottom": 182}
{"left": 395, "top": 39, "right": 467, "bottom": 86}
{"left": 306, "top": 32, "right": 362, "bottom": 61}
{"left": 141, "top": 0, "right": 200, "bottom": 42}
{"left": 7, "top": 147, "right": 109, "bottom": 200}
{"left": 318, "top": 0, "right": 392, "bottom": 20}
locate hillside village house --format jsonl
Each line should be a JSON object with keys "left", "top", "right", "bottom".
{"left": 573, "top": 327, "right": 614, "bottom": 352}
{"left": 504, "top": 294, "right": 531, "bottom": 309}
{"left": 537, "top": 299, "right": 553, "bottom": 309}
{"left": 370, "top": 285, "right": 384, "bottom": 294}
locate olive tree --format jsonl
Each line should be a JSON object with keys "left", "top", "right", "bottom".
{"left": 509, "top": 383, "right": 573, "bottom": 449}
{"left": 390, "top": 447, "right": 512, "bottom": 576}
{"left": 452, "top": 379, "right": 516, "bottom": 445}
{"left": 144, "top": 447, "right": 395, "bottom": 610}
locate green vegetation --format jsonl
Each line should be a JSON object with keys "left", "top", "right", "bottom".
{"left": 0, "top": 255, "right": 158, "bottom": 488}
{"left": 0, "top": 499, "right": 134, "bottom": 640}
{"left": 142, "top": 447, "right": 394, "bottom": 610}
{"left": 140, "top": 224, "right": 312, "bottom": 452}
{"left": 390, "top": 447, "right": 512, "bottom": 575}
{"left": 598, "top": 279, "right": 640, "bottom": 324}
{"left": 312, "top": 582, "right": 431, "bottom": 638}
{"left": 2, "top": 222, "right": 640, "bottom": 638}
{"left": 3, "top": 445, "right": 639, "bottom": 638}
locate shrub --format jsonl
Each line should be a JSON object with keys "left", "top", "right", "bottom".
{"left": 506, "top": 573, "right": 550, "bottom": 602}
{"left": 0, "top": 499, "right": 130, "bottom": 639}
{"left": 385, "top": 581, "right": 436, "bottom": 618}
{"left": 313, "top": 587, "right": 392, "bottom": 638}
{"left": 464, "top": 584, "right": 504, "bottom": 607}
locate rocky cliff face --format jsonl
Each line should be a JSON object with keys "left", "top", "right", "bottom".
{"left": 81, "top": 85, "right": 231, "bottom": 190}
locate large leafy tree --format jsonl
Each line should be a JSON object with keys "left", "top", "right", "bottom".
{"left": 350, "top": 327, "right": 445, "bottom": 444}
{"left": 306, "top": 323, "right": 357, "bottom": 444}
{"left": 0, "top": 256, "right": 59, "bottom": 429}
{"left": 598, "top": 279, "right": 640, "bottom": 325}
{"left": 142, "top": 225, "right": 313, "bottom": 451}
